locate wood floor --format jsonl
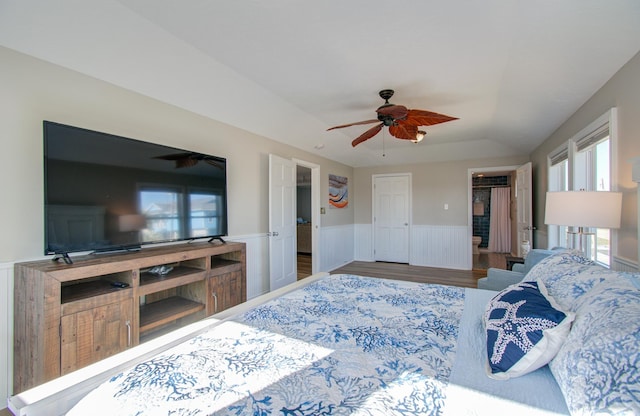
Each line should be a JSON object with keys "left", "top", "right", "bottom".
{"left": 297, "top": 251, "right": 509, "bottom": 288}
{"left": 331, "top": 261, "right": 486, "bottom": 288}
{"left": 297, "top": 253, "right": 312, "bottom": 279}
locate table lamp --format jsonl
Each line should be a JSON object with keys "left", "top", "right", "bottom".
{"left": 544, "top": 191, "right": 622, "bottom": 252}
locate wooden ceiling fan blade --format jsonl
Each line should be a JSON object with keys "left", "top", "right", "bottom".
{"left": 405, "top": 109, "right": 458, "bottom": 126}
{"left": 204, "top": 159, "right": 224, "bottom": 170}
{"left": 377, "top": 104, "right": 408, "bottom": 120}
{"left": 389, "top": 123, "right": 418, "bottom": 140}
{"left": 352, "top": 123, "right": 383, "bottom": 147}
{"left": 154, "top": 152, "right": 191, "bottom": 160}
{"left": 154, "top": 152, "right": 198, "bottom": 168}
{"left": 327, "top": 119, "right": 380, "bottom": 131}
{"left": 175, "top": 158, "right": 198, "bottom": 168}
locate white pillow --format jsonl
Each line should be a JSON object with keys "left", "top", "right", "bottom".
{"left": 549, "top": 275, "right": 640, "bottom": 414}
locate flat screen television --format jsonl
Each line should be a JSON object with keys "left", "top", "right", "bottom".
{"left": 44, "top": 121, "right": 228, "bottom": 260}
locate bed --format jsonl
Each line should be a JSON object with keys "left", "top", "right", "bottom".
{"left": 9, "top": 253, "right": 640, "bottom": 415}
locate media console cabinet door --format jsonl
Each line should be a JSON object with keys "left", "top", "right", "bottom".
{"left": 60, "top": 298, "right": 133, "bottom": 375}
{"left": 207, "top": 270, "right": 243, "bottom": 315}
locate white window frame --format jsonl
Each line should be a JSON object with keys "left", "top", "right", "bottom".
{"left": 546, "top": 108, "right": 618, "bottom": 265}
{"left": 547, "top": 148, "right": 568, "bottom": 248}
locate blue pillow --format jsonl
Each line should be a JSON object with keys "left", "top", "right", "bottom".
{"left": 484, "top": 280, "right": 574, "bottom": 380}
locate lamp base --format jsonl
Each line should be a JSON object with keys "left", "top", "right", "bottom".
{"left": 566, "top": 227, "right": 595, "bottom": 253}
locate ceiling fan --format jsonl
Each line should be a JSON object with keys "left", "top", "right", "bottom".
{"left": 327, "top": 89, "right": 458, "bottom": 147}
{"left": 154, "top": 152, "right": 224, "bottom": 169}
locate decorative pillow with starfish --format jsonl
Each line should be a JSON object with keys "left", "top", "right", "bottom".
{"left": 484, "top": 280, "right": 575, "bottom": 380}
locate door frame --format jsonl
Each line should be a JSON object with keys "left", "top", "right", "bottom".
{"left": 467, "top": 164, "right": 521, "bottom": 269}
{"left": 293, "top": 158, "right": 321, "bottom": 274}
{"left": 515, "top": 162, "right": 533, "bottom": 256}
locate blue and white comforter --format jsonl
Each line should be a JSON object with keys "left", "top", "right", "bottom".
{"left": 67, "top": 274, "right": 569, "bottom": 415}
{"left": 68, "top": 274, "right": 465, "bottom": 415}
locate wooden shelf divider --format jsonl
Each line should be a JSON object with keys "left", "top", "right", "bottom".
{"left": 139, "top": 296, "right": 205, "bottom": 333}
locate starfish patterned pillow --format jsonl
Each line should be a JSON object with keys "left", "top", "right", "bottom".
{"left": 484, "top": 280, "right": 575, "bottom": 380}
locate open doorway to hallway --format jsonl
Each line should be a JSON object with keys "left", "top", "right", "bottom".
{"left": 296, "top": 165, "right": 313, "bottom": 279}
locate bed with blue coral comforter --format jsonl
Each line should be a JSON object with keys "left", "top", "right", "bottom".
{"left": 65, "top": 274, "right": 569, "bottom": 415}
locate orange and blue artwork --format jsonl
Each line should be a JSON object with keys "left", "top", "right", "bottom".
{"left": 329, "top": 174, "right": 348, "bottom": 208}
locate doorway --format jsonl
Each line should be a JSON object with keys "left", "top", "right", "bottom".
{"left": 468, "top": 164, "right": 531, "bottom": 270}
{"left": 296, "top": 165, "right": 313, "bottom": 279}
{"left": 294, "top": 159, "right": 320, "bottom": 279}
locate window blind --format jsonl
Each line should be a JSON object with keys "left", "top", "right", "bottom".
{"left": 549, "top": 146, "right": 568, "bottom": 166}
{"left": 575, "top": 122, "right": 609, "bottom": 151}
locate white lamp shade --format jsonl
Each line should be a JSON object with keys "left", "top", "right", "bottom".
{"left": 545, "top": 191, "right": 622, "bottom": 229}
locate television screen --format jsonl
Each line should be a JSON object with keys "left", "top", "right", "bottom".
{"left": 44, "top": 121, "right": 228, "bottom": 256}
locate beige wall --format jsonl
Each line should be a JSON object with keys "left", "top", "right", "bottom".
{"left": 353, "top": 156, "right": 529, "bottom": 226}
{"left": 4, "top": 42, "right": 637, "bottom": 265}
{"left": 530, "top": 51, "right": 640, "bottom": 263}
{"left": 0, "top": 46, "right": 353, "bottom": 262}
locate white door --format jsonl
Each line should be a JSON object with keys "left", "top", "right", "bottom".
{"left": 373, "top": 174, "right": 410, "bottom": 263}
{"left": 269, "top": 154, "right": 297, "bottom": 291}
{"left": 516, "top": 162, "right": 533, "bottom": 256}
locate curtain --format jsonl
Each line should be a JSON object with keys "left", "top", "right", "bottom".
{"left": 488, "top": 187, "right": 511, "bottom": 253}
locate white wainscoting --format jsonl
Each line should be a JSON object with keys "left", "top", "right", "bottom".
{"left": 320, "top": 224, "right": 355, "bottom": 272}
{"left": 228, "top": 234, "right": 269, "bottom": 299}
{"left": 1, "top": 262, "right": 14, "bottom": 402}
{"left": 411, "top": 225, "right": 470, "bottom": 270}
{"left": 232, "top": 226, "right": 356, "bottom": 298}
{"left": 612, "top": 256, "right": 639, "bottom": 272}
{"left": 354, "top": 224, "right": 470, "bottom": 270}
{"left": 354, "top": 223, "right": 374, "bottom": 261}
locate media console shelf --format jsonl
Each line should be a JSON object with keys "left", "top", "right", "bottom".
{"left": 13, "top": 241, "right": 246, "bottom": 394}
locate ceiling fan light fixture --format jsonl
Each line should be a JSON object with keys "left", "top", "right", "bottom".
{"left": 412, "top": 130, "right": 426, "bottom": 143}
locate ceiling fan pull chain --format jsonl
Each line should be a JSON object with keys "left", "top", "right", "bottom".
{"left": 382, "top": 129, "right": 386, "bottom": 157}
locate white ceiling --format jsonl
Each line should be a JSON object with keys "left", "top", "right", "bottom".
{"left": 1, "top": 0, "right": 640, "bottom": 167}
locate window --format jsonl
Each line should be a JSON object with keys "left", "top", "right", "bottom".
{"left": 189, "top": 191, "right": 225, "bottom": 237}
{"left": 548, "top": 150, "right": 568, "bottom": 248}
{"left": 547, "top": 109, "right": 617, "bottom": 266}
{"left": 574, "top": 134, "right": 612, "bottom": 265}
{"left": 139, "top": 185, "right": 225, "bottom": 241}
{"left": 140, "top": 188, "right": 182, "bottom": 241}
